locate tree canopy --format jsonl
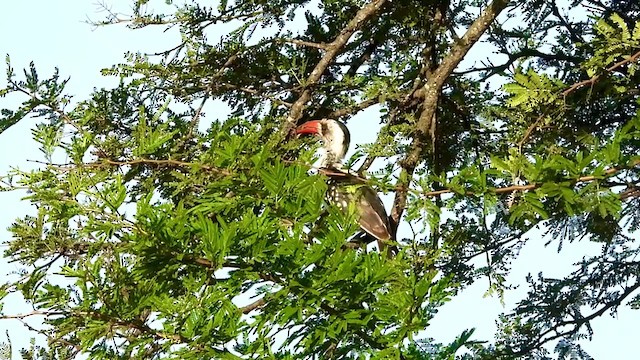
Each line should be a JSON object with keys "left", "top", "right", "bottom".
{"left": 1, "top": 0, "right": 640, "bottom": 358}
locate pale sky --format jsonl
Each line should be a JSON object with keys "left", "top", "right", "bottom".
{"left": 0, "top": 1, "right": 638, "bottom": 359}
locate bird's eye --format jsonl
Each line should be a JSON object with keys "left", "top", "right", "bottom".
{"left": 320, "top": 123, "right": 328, "bottom": 136}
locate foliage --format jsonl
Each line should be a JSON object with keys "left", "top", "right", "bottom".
{"left": 1, "top": 0, "right": 640, "bottom": 359}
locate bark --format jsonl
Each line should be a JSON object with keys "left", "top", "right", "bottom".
{"left": 390, "top": 0, "right": 513, "bottom": 233}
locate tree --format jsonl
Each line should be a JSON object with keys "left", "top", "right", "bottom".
{"left": 1, "top": 0, "right": 639, "bottom": 358}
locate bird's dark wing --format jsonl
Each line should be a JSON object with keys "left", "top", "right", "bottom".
{"left": 326, "top": 168, "right": 396, "bottom": 255}
{"left": 356, "top": 186, "right": 392, "bottom": 241}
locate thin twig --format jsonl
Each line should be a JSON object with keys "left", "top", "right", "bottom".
{"left": 99, "top": 158, "right": 232, "bottom": 176}
{"left": 0, "top": 310, "right": 58, "bottom": 320}
{"left": 420, "top": 158, "right": 640, "bottom": 198}
{"left": 278, "top": 38, "right": 329, "bottom": 50}
{"left": 214, "top": 83, "right": 293, "bottom": 107}
{"left": 562, "top": 49, "right": 640, "bottom": 97}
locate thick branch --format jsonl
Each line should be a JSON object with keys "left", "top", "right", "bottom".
{"left": 344, "top": 24, "right": 388, "bottom": 78}
{"left": 240, "top": 298, "right": 267, "bottom": 314}
{"left": 326, "top": 98, "right": 378, "bottom": 119}
{"left": 284, "top": 0, "right": 388, "bottom": 128}
{"left": 390, "top": 0, "right": 511, "bottom": 231}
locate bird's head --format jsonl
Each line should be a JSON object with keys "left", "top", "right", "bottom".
{"left": 296, "top": 119, "right": 350, "bottom": 168}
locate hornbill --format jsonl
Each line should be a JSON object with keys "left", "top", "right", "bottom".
{"left": 296, "top": 119, "right": 396, "bottom": 255}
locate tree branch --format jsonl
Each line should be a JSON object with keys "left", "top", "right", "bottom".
{"left": 453, "top": 48, "right": 579, "bottom": 80}
{"left": 562, "top": 49, "right": 640, "bottom": 97}
{"left": 240, "top": 298, "right": 267, "bottom": 314}
{"left": 216, "top": 83, "right": 293, "bottom": 107}
{"left": 0, "top": 311, "right": 82, "bottom": 353}
{"left": 0, "top": 310, "right": 60, "bottom": 320}
{"left": 420, "top": 158, "right": 640, "bottom": 198}
{"left": 284, "top": 0, "right": 388, "bottom": 129}
{"left": 97, "top": 158, "right": 233, "bottom": 176}
{"left": 326, "top": 98, "right": 378, "bottom": 119}
{"left": 278, "top": 38, "right": 329, "bottom": 50}
{"left": 390, "top": 0, "right": 512, "bottom": 232}
{"left": 500, "top": 280, "right": 640, "bottom": 358}
{"left": 550, "top": 0, "right": 584, "bottom": 44}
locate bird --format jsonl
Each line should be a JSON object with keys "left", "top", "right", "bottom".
{"left": 296, "top": 118, "right": 396, "bottom": 256}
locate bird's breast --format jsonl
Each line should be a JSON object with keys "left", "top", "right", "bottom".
{"left": 326, "top": 183, "right": 351, "bottom": 210}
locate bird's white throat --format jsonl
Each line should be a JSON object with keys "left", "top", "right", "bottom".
{"left": 319, "top": 123, "right": 348, "bottom": 168}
